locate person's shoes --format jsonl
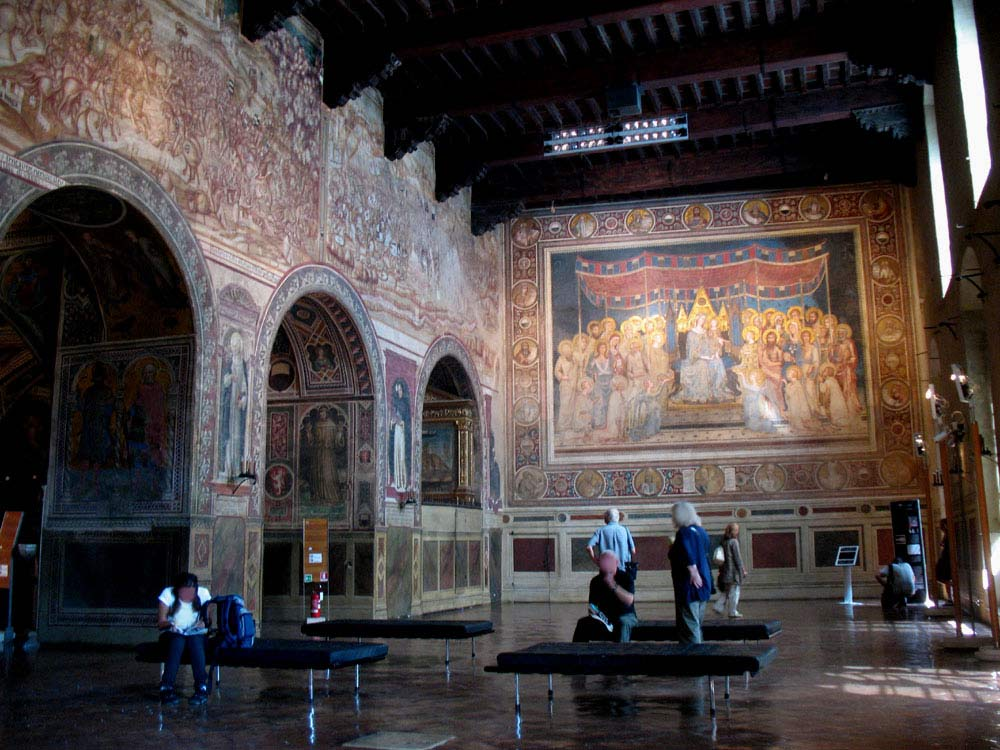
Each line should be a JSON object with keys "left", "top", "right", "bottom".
{"left": 188, "top": 685, "right": 209, "bottom": 706}
{"left": 712, "top": 604, "right": 725, "bottom": 615}
{"left": 729, "top": 612, "right": 744, "bottom": 618}
{"left": 159, "top": 687, "right": 180, "bottom": 705}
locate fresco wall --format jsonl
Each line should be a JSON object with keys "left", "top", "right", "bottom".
{"left": 504, "top": 185, "right": 928, "bottom": 600}
{"left": 0, "top": 1, "right": 503, "bottom": 637}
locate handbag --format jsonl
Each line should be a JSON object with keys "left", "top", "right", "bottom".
{"left": 712, "top": 545, "right": 725, "bottom": 566}
{"left": 624, "top": 560, "right": 639, "bottom": 580}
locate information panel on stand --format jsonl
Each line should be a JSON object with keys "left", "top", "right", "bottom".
{"left": 302, "top": 518, "right": 329, "bottom": 584}
{"left": 834, "top": 545, "right": 860, "bottom": 567}
{"left": 0, "top": 512, "right": 23, "bottom": 589}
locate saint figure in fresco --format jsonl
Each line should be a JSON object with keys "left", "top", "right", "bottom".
{"left": 389, "top": 379, "right": 411, "bottom": 492}
{"left": 76, "top": 361, "right": 118, "bottom": 473}
{"left": 126, "top": 362, "right": 168, "bottom": 470}
{"left": 306, "top": 406, "right": 346, "bottom": 505}
{"left": 219, "top": 330, "right": 249, "bottom": 479}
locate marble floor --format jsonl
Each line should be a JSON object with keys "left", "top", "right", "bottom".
{"left": 2, "top": 599, "right": 999, "bottom": 749}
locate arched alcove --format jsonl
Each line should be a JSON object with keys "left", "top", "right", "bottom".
{"left": 254, "top": 266, "right": 384, "bottom": 620}
{"left": 0, "top": 143, "right": 217, "bottom": 643}
{"left": 412, "top": 336, "right": 489, "bottom": 614}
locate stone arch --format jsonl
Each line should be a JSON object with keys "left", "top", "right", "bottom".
{"left": 0, "top": 140, "right": 219, "bottom": 501}
{"left": 253, "top": 265, "right": 386, "bottom": 521}
{"left": 414, "top": 335, "right": 487, "bottom": 506}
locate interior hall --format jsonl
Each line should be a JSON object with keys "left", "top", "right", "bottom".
{"left": 0, "top": 1, "right": 998, "bottom": 747}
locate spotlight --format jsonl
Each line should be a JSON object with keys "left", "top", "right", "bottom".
{"left": 913, "top": 433, "right": 926, "bottom": 457}
{"left": 950, "top": 363, "right": 974, "bottom": 403}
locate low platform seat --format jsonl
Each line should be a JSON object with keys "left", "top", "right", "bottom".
{"left": 136, "top": 638, "right": 388, "bottom": 701}
{"left": 301, "top": 619, "right": 494, "bottom": 665}
{"left": 486, "top": 641, "right": 777, "bottom": 717}
{"left": 630, "top": 619, "right": 782, "bottom": 642}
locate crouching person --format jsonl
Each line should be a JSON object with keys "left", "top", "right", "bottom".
{"left": 572, "top": 551, "right": 637, "bottom": 643}
{"left": 157, "top": 572, "right": 212, "bottom": 705}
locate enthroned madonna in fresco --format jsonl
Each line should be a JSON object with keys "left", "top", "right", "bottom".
{"left": 548, "top": 232, "right": 868, "bottom": 453}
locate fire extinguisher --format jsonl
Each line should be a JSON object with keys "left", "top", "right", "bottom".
{"left": 310, "top": 590, "right": 322, "bottom": 618}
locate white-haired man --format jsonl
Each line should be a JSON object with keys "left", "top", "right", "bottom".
{"left": 586, "top": 507, "right": 636, "bottom": 573}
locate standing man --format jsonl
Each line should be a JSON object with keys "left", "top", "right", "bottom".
{"left": 586, "top": 507, "right": 636, "bottom": 573}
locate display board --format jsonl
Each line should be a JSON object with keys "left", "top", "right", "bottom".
{"left": 302, "top": 518, "right": 329, "bottom": 584}
{"left": 834, "top": 545, "right": 860, "bottom": 567}
{"left": 0, "top": 512, "right": 23, "bottom": 589}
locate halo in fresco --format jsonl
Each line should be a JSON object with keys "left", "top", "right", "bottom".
{"left": 633, "top": 467, "right": 664, "bottom": 496}
{"left": 799, "top": 194, "right": 831, "bottom": 221}
{"left": 694, "top": 464, "right": 725, "bottom": 495}
{"left": 514, "top": 397, "right": 540, "bottom": 425}
{"left": 880, "top": 451, "right": 916, "bottom": 487}
{"left": 511, "top": 217, "right": 542, "bottom": 248}
{"left": 625, "top": 208, "right": 655, "bottom": 234}
{"left": 575, "top": 469, "right": 605, "bottom": 498}
{"left": 817, "top": 461, "right": 850, "bottom": 490}
{"left": 515, "top": 466, "right": 548, "bottom": 500}
{"left": 569, "top": 213, "right": 598, "bottom": 239}
{"left": 754, "top": 463, "right": 786, "bottom": 493}
{"left": 741, "top": 199, "right": 770, "bottom": 225}
{"left": 682, "top": 204, "right": 712, "bottom": 230}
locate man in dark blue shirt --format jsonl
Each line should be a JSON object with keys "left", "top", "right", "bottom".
{"left": 573, "top": 551, "right": 637, "bottom": 642}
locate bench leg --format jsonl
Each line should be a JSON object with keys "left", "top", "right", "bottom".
{"left": 744, "top": 670, "right": 750, "bottom": 690}
{"left": 724, "top": 676, "right": 731, "bottom": 700}
{"left": 326, "top": 669, "right": 330, "bottom": 680}
{"left": 445, "top": 639, "right": 450, "bottom": 666}
{"left": 471, "top": 637, "right": 476, "bottom": 659}
{"left": 514, "top": 673, "right": 521, "bottom": 713}
{"left": 547, "top": 673, "right": 553, "bottom": 700}
{"left": 308, "top": 669, "right": 314, "bottom": 703}
{"left": 215, "top": 664, "right": 221, "bottom": 687}
{"left": 355, "top": 663, "right": 360, "bottom": 694}
{"left": 709, "top": 677, "right": 717, "bottom": 716}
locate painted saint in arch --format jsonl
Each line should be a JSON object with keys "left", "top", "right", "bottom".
{"left": 389, "top": 378, "right": 411, "bottom": 493}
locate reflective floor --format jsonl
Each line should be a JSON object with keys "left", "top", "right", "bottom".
{"left": 2, "top": 599, "right": 999, "bottom": 748}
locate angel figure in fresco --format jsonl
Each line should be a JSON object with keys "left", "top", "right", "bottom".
{"left": 738, "top": 368, "right": 778, "bottom": 433}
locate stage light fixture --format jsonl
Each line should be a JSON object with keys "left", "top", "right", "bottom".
{"left": 544, "top": 114, "right": 689, "bottom": 157}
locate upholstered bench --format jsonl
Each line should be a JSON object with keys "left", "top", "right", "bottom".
{"left": 630, "top": 618, "right": 782, "bottom": 642}
{"left": 135, "top": 638, "right": 388, "bottom": 702}
{"left": 485, "top": 641, "right": 778, "bottom": 716}
{"left": 301, "top": 619, "right": 494, "bottom": 666}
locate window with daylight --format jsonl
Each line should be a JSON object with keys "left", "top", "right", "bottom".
{"left": 953, "top": 0, "right": 991, "bottom": 207}
{"left": 924, "top": 85, "right": 953, "bottom": 296}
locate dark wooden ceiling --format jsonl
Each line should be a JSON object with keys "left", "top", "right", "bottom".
{"left": 240, "top": 0, "right": 936, "bottom": 234}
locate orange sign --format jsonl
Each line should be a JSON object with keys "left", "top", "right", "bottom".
{"left": 302, "top": 518, "right": 328, "bottom": 584}
{"left": 0, "top": 511, "right": 23, "bottom": 590}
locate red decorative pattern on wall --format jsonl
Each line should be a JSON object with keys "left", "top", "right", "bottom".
{"left": 633, "top": 535, "right": 671, "bottom": 571}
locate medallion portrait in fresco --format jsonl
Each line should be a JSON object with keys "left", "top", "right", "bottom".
{"left": 546, "top": 230, "right": 872, "bottom": 461}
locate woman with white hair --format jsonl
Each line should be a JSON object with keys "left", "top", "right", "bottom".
{"left": 668, "top": 501, "right": 713, "bottom": 643}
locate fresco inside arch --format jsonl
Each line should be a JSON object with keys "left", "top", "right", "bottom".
{"left": 547, "top": 229, "right": 870, "bottom": 456}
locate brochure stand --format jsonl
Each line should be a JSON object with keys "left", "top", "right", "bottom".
{"left": 835, "top": 544, "right": 860, "bottom": 605}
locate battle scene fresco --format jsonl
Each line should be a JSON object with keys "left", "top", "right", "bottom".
{"left": 509, "top": 186, "right": 921, "bottom": 505}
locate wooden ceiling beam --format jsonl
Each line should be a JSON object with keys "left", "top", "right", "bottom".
{"left": 398, "top": 21, "right": 849, "bottom": 118}
{"left": 473, "top": 127, "right": 911, "bottom": 206}
{"left": 442, "top": 79, "right": 915, "bottom": 168}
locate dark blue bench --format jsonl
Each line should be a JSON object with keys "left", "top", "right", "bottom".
{"left": 135, "top": 638, "right": 388, "bottom": 701}
{"left": 630, "top": 618, "right": 782, "bottom": 642}
{"left": 485, "top": 641, "right": 778, "bottom": 716}
{"left": 301, "top": 619, "right": 494, "bottom": 666}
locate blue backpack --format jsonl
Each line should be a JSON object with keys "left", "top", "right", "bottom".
{"left": 208, "top": 594, "right": 256, "bottom": 648}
